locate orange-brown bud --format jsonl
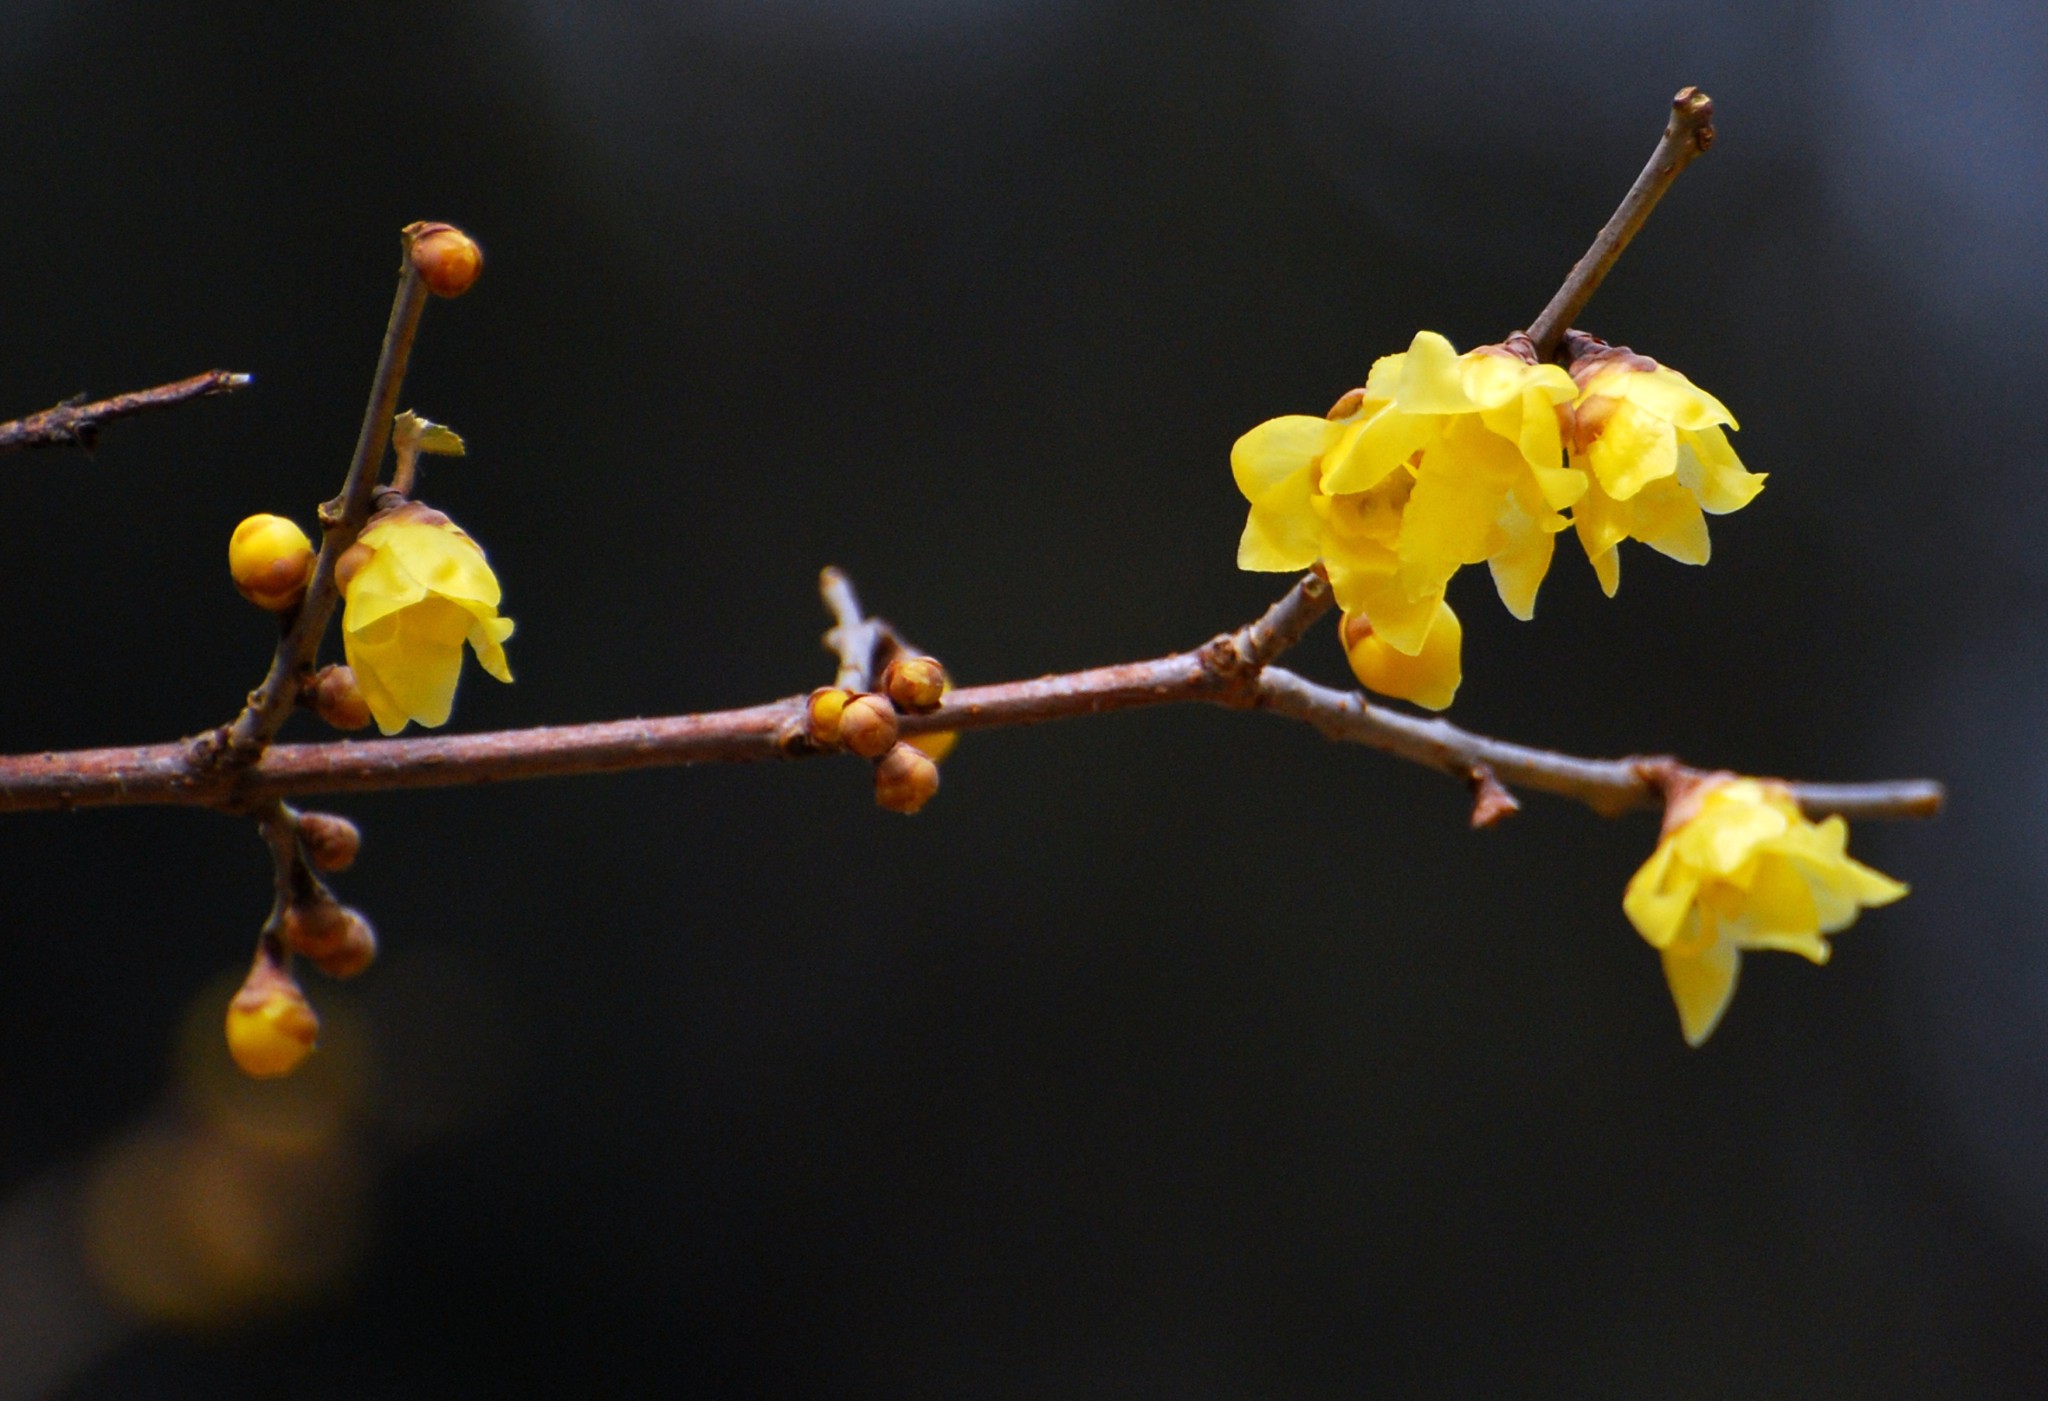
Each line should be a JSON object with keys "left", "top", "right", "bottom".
{"left": 228, "top": 514, "right": 315, "bottom": 611}
{"left": 308, "top": 665, "right": 372, "bottom": 732}
{"left": 281, "top": 900, "right": 368, "bottom": 962}
{"left": 882, "top": 656, "right": 948, "bottom": 714}
{"left": 404, "top": 221, "right": 482, "bottom": 298}
{"left": 874, "top": 742, "right": 940, "bottom": 814}
{"left": 309, "top": 917, "right": 378, "bottom": 980}
{"left": 838, "top": 694, "right": 899, "bottom": 758}
{"left": 226, "top": 960, "right": 319, "bottom": 1079}
{"left": 807, "top": 687, "right": 851, "bottom": 746}
{"left": 296, "top": 812, "right": 361, "bottom": 873}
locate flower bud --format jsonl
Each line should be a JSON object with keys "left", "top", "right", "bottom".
{"left": 226, "top": 961, "right": 319, "bottom": 1079}
{"left": 281, "top": 900, "right": 363, "bottom": 960}
{"left": 308, "top": 665, "right": 373, "bottom": 732}
{"left": 874, "top": 742, "right": 940, "bottom": 814}
{"left": 404, "top": 221, "right": 483, "bottom": 298}
{"left": 296, "top": 812, "right": 361, "bottom": 873}
{"left": 838, "top": 694, "right": 900, "bottom": 759}
{"left": 807, "top": 687, "right": 851, "bottom": 746}
{"left": 310, "top": 917, "right": 378, "bottom": 981}
{"left": 882, "top": 656, "right": 948, "bottom": 714}
{"left": 228, "top": 514, "right": 315, "bottom": 612}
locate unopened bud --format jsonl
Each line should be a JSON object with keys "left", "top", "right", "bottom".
{"left": 404, "top": 221, "right": 483, "bottom": 298}
{"left": 839, "top": 694, "right": 899, "bottom": 758}
{"left": 308, "top": 665, "right": 372, "bottom": 732}
{"left": 882, "top": 656, "right": 948, "bottom": 714}
{"left": 296, "top": 812, "right": 361, "bottom": 872}
{"left": 228, "top": 514, "right": 315, "bottom": 612}
{"left": 226, "top": 961, "right": 319, "bottom": 1079}
{"left": 310, "top": 916, "right": 378, "bottom": 980}
{"left": 808, "top": 687, "right": 852, "bottom": 746}
{"left": 874, "top": 742, "right": 940, "bottom": 814}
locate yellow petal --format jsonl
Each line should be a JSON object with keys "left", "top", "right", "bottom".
{"left": 1619, "top": 364, "right": 1736, "bottom": 432}
{"left": 1530, "top": 462, "right": 1588, "bottom": 512}
{"left": 467, "top": 613, "right": 516, "bottom": 683}
{"left": 1321, "top": 406, "right": 1436, "bottom": 495}
{"left": 1392, "top": 331, "right": 1473, "bottom": 414}
{"left": 1629, "top": 477, "right": 1712, "bottom": 566}
{"left": 1623, "top": 839, "right": 1700, "bottom": 948}
{"left": 1330, "top": 567, "right": 1443, "bottom": 656}
{"left": 1676, "top": 426, "right": 1766, "bottom": 514}
{"left": 1231, "top": 416, "right": 1337, "bottom": 502}
{"left": 1662, "top": 940, "right": 1741, "bottom": 1047}
{"left": 379, "top": 521, "right": 503, "bottom": 607}
{"left": 1343, "top": 600, "right": 1462, "bottom": 710}
{"left": 340, "top": 547, "right": 429, "bottom": 632}
{"left": 1488, "top": 500, "right": 1556, "bottom": 622}
{"left": 1585, "top": 399, "right": 1678, "bottom": 500}
{"left": 1237, "top": 473, "right": 1322, "bottom": 572}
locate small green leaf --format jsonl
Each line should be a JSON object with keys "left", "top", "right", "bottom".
{"left": 392, "top": 409, "right": 468, "bottom": 457}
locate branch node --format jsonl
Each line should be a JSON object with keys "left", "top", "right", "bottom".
{"left": 1467, "top": 763, "right": 1521, "bottom": 829}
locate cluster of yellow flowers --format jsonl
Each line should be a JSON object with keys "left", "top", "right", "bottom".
{"left": 1234, "top": 330, "right": 1765, "bottom": 711}
{"left": 1626, "top": 777, "right": 1906, "bottom": 1044}
{"left": 1234, "top": 329, "right": 1908, "bottom": 1044}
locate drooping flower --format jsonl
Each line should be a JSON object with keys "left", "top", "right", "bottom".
{"left": 1340, "top": 602, "right": 1462, "bottom": 711}
{"left": 1234, "top": 331, "right": 1581, "bottom": 672}
{"left": 336, "top": 500, "right": 514, "bottom": 735}
{"left": 1623, "top": 776, "right": 1907, "bottom": 1046}
{"left": 1564, "top": 333, "right": 1767, "bottom": 596}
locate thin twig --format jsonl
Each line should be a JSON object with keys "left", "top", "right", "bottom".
{"left": 1526, "top": 87, "right": 1716, "bottom": 361}
{"left": 0, "top": 577, "right": 1943, "bottom": 822}
{"left": 0, "top": 371, "right": 251, "bottom": 455}
{"left": 1224, "top": 572, "right": 1333, "bottom": 671}
{"left": 819, "top": 566, "right": 885, "bottom": 690}
{"left": 213, "top": 250, "right": 430, "bottom": 765}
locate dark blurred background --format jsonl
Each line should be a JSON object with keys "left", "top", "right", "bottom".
{"left": 2, "top": 1, "right": 2045, "bottom": 1395}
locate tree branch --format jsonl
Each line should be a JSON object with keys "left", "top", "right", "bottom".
{"left": 211, "top": 248, "right": 430, "bottom": 765}
{"left": 0, "top": 572, "right": 1941, "bottom": 823}
{"left": 0, "top": 371, "right": 251, "bottom": 454}
{"left": 1527, "top": 87, "right": 1716, "bottom": 361}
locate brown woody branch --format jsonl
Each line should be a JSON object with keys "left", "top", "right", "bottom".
{"left": 211, "top": 246, "right": 431, "bottom": 765}
{"left": 0, "top": 572, "right": 1941, "bottom": 822}
{"left": 0, "top": 371, "right": 252, "bottom": 454}
{"left": 1527, "top": 86, "right": 1716, "bottom": 361}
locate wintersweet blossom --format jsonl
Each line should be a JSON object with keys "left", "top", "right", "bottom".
{"left": 1565, "top": 339, "right": 1766, "bottom": 596}
{"left": 1340, "top": 603, "right": 1462, "bottom": 711}
{"left": 1234, "top": 331, "right": 1580, "bottom": 673}
{"left": 1623, "top": 777, "right": 1907, "bottom": 1046}
{"left": 336, "top": 501, "right": 514, "bottom": 735}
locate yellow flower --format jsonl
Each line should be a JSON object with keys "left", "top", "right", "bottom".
{"left": 1565, "top": 339, "right": 1766, "bottom": 596}
{"left": 1623, "top": 777, "right": 1907, "bottom": 1046}
{"left": 1340, "top": 601, "right": 1462, "bottom": 711}
{"left": 337, "top": 502, "right": 514, "bottom": 735}
{"left": 1234, "top": 331, "right": 1581, "bottom": 669}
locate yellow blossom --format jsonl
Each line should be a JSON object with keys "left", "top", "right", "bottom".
{"left": 1566, "top": 341, "right": 1766, "bottom": 596}
{"left": 1623, "top": 777, "right": 1907, "bottom": 1046}
{"left": 225, "top": 967, "right": 319, "bottom": 1079}
{"left": 1340, "top": 602, "right": 1462, "bottom": 711}
{"left": 1234, "top": 331, "right": 1581, "bottom": 668}
{"left": 337, "top": 502, "right": 514, "bottom": 735}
